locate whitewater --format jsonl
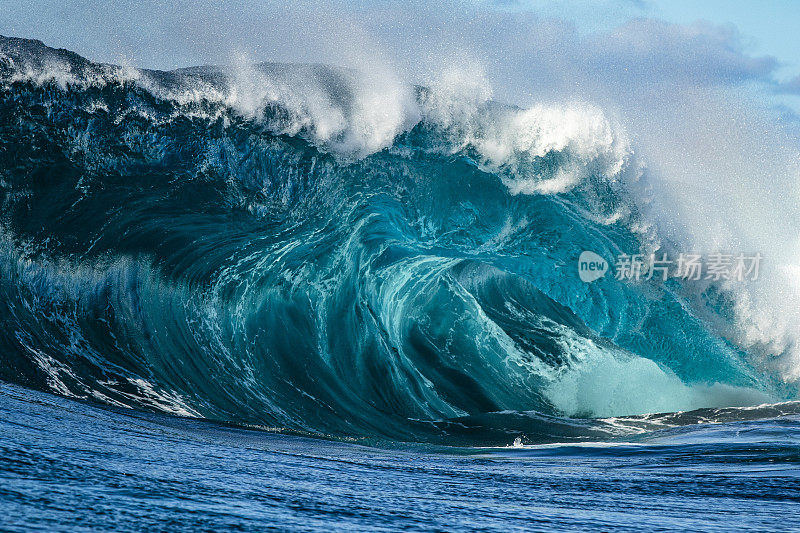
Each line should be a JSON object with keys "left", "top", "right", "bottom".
{"left": 1, "top": 35, "right": 799, "bottom": 531}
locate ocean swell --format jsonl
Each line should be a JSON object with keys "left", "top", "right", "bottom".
{"left": 0, "top": 36, "right": 790, "bottom": 445}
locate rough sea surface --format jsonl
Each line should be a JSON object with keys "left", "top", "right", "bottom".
{"left": 3, "top": 383, "right": 800, "bottom": 531}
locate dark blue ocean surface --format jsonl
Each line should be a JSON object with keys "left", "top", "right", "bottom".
{"left": 2, "top": 383, "right": 800, "bottom": 532}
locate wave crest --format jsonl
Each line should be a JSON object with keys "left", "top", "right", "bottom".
{"left": 0, "top": 36, "right": 790, "bottom": 444}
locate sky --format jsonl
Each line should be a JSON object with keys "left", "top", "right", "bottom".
{"left": 1, "top": 1, "right": 798, "bottom": 108}
{"left": 513, "top": 0, "right": 800, "bottom": 81}
{"left": 490, "top": 0, "right": 800, "bottom": 108}
{"left": 649, "top": 0, "right": 800, "bottom": 81}
{"left": 0, "top": 1, "right": 796, "bottom": 74}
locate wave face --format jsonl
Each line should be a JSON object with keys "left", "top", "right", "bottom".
{"left": 0, "top": 36, "right": 790, "bottom": 444}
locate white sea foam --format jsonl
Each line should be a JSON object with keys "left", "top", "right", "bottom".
{"left": 626, "top": 89, "right": 800, "bottom": 385}
{"left": 540, "top": 327, "right": 773, "bottom": 418}
{"left": 413, "top": 65, "right": 631, "bottom": 194}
